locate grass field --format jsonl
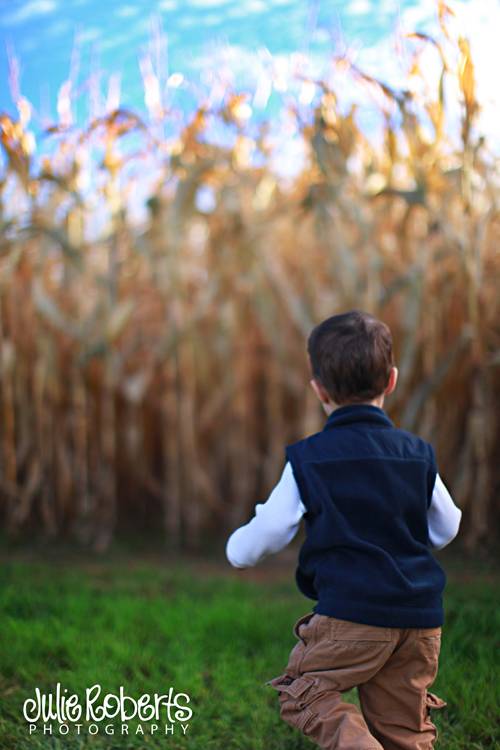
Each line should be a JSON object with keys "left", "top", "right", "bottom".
{"left": 0, "top": 550, "right": 498, "bottom": 749}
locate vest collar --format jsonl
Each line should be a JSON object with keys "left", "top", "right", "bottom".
{"left": 323, "top": 403, "right": 394, "bottom": 430}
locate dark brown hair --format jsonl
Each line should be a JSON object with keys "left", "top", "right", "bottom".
{"left": 307, "top": 310, "right": 394, "bottom": 405}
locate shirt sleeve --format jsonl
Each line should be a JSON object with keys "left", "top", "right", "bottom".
{"left": 427, "top": 473, "right": 462, "bottom": 550}
{"left": 225, "top": 461, "right": 306, "bottom": 568}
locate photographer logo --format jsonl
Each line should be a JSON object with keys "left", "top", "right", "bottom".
{"left": 23, "top": 683, "right": 193, "bottom": 737}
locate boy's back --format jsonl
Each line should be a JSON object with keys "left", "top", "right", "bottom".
{"left": 286, "top": 402, "right": 447, "bottom": 628}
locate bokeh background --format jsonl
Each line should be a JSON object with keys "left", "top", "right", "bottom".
{"left": 0, "top": 2, "right": 499, "bottom": 747}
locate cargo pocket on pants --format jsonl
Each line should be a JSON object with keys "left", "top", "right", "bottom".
{"left": 426, "top": 691, "right": 447, "bottom": 712}
{"left": 423, "top": 690, "right": 447, "bottom": 742}
{"left": 266, "top": 673, "right": 317, "bottom": 732}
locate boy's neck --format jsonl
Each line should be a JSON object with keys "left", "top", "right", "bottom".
{"left": 325, "top": 396, "right": 385, "bottom": 417}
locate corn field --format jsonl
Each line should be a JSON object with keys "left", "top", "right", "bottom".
{"left": 0, "top": 9, "right": 498, "bottom": 553}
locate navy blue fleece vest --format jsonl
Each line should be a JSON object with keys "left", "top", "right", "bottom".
{"left": 285, "top": 403, "right": 446, "bottom": 628}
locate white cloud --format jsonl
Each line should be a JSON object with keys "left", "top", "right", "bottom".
{"left": 398, "top": 1, "right": 435, "bottom": 29}
{"left": 45, "top": 19, "right": 71, "bottom": 37}
{"left": 175, "top": 11, "right": 226, "bottom": 27}
{"left": 202, "top": 13, "right": 224, "bottom": 25}
{"left": 187, "top": 0, "right": 233, "bottom": 7}
{"left": 376, "top": 0, "right": 400, "bottom": 12}
{"left": 158, "top": 0, "right": 177, "bottom": 9}
{"left": 100, "top": 32, "right": 137, "bottom": 51}
{"left": 1, "top": 0, "right": 57, "bottom": 26}
{"left": 312, "top": 28, "right": 331, "bottom": 44}
{"left": 345, "top": 0, "right": 372, "bottom": 16}
{"left": 243, "top": 0, "right": 267, "bottom": 12}
{"left": 191, "top": 41, "right": 256, "bottom": 74}
{"left": 176, "top": 15, "right": 197, "bottom": 28}
{"left": 78, "top": 27, "right": 101, "bottom": 43}
{"left": 116, "top": 6, "right": 140, "bottom": 18}
{"left": 225, "top": 6, "right": 245, "bottom": 17}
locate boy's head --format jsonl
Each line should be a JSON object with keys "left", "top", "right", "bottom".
{"left": 307, "top": 310, "right": 398, "bottom": 414}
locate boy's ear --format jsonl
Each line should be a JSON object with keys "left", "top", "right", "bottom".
{"left": 310, "top": 377, "right": 330, "bottom": 404}
{"left": 385, "top": 366, "right": 398, "bottom": 395}
{"left": 310, "top": 377, "right": 320, "bottom": 399}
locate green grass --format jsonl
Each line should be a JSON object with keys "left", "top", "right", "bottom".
{"left": 0, "top": 554, "right": 498, "bottom": 749}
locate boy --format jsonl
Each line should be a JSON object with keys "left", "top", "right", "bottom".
{"left": 225, "top": 310, "right": 462, "bottom": 750}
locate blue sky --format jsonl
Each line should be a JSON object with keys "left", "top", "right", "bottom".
{"left": 2, "top": 0, "right": 492, "bottom": 128}
{"left": 1, "top": 0, "right": 498, "bottom": 139}
{"left": 0, "top": 0, "right": 498, "bottom": 231}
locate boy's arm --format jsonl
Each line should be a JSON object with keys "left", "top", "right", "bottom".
{"left": 225, "top": 461, "right": 306, "bottom": 568}
{"left": 427, "top": 473, "right": 462, "bottom": 549}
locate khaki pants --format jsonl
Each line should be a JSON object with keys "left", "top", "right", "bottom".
{"left": 266, "top": 611, "right": 447, "bottom": 750}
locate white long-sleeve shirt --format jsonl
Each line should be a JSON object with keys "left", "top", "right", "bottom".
{"left": 226, "top": 461, "right": 462, "bottom": 569}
